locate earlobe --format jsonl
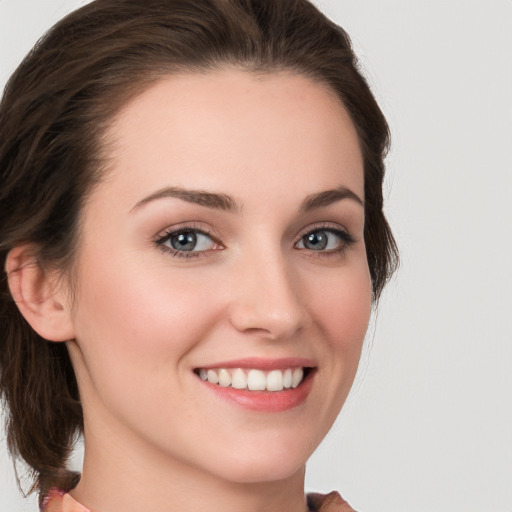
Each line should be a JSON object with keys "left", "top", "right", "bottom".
{"left": 5, "top": 245, "right": 75, "bottom": 342}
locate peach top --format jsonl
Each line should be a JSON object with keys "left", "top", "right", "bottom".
{"left": 42, "top": 488, "right": 355, "bottom": 512}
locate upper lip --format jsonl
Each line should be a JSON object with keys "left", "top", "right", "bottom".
{"left": 195, "top": 357, "right": 316, "bottom": 371}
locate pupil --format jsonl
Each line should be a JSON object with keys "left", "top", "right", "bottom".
{"left": 171, "top": 232, "right": 197, "bottom": 251}
{"left": 306, "top": 231, "right": 327, "bottom": 250}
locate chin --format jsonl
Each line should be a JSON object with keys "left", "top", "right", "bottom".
{"left": 217, "top": 459, "right": 306, "bottom": 485}
{"left": 202, "top": 436, "right": 312, "bottom": 485}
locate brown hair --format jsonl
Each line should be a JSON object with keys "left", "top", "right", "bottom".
{"left": 0, "top": 0, "right": 398, "bottom": 500}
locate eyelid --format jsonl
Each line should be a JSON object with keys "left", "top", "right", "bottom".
{"left": 295, "top": 222, "right": 352, "bottom": 241}
{"left": 153, "top": 222, "right": 221, "bottom": 242}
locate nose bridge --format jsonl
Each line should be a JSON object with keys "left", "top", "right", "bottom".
{"left": 228, "top": 241, "right": 309, "bottom": 339}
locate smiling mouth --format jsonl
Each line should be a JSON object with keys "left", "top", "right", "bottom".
{"left": 194, "top": 367, "right": 312, "bottom": 392}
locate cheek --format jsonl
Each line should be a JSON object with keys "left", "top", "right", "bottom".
{"left": 70, "top": 255, "right": 221, "bottom": 390}
{"left": 305, "top": 255, "right": 372, "bottom": 413}
{"left": 310, "top": 262, "right": 372, "bottom": 351}
{"left": 296, "top": 258, "right": 371, "bottom": 443}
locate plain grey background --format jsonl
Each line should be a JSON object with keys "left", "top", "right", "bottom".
{"left": 1, "top": 1, "right": 511, "bottom": 511}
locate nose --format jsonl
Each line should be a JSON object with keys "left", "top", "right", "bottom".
{"left": 227, "top": 248, "right": 311, "bottom": 341}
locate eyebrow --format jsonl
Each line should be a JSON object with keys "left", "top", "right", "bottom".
{"left": 130, "top": 186, "right": 239, "bottom": 213}
{"left": 130, "top": 185, "right": 363, "bottom": 214}
{"left": 299, "top": 186, "right": 364, "bottom": 213}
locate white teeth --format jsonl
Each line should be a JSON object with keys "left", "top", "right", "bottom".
{"left": 247, "top": 369, "right": 267, "bottom": 391}
{"left": 291, "top": 368, "right": 303, "bottom": 388}
{"left": 218, "top": 368, "right": 231, "bottom": 387}
{"left": 207, "top": 369, "right": 219, "bottom": 385}
{"left": 198, "top": 366, "right": 307, "bottom": 392}
{"left": 266, "top": 370, "right": 284, "bottom": 391}
{"left": 231, "top": 368, "right": 247, "bottom": 389}
{"left": 283, "top": 368, "right": 292, "bottom": 388}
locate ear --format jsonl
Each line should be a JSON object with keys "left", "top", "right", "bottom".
{"left": 5, "top": 245, "right": 76, "bottom": 342}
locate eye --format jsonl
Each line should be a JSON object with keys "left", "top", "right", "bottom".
{"left": 155, "top": 227, "right": 222, "bottom": 257}
{"left": 296, "top": 227, "right": 354, "bottom": 253}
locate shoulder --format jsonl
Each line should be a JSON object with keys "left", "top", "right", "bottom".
{"left": 307, "top": 491, "right": 356, "bottom": 512}
{"left": 41, "top": 489, "right": 91, "bottom": 512}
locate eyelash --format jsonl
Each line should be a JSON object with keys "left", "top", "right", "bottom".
{"left": 296, "top": 224, "right": 356, "bottom": 258}
{"left": 154, "top": 223, "right": 356, "bottom": 259}
{"left": 154, "top": 223, "right": 222, "bottom": 259}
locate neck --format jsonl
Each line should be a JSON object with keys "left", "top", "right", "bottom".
{"left": 71, "top": 418, "right": 308, "bottom": 512}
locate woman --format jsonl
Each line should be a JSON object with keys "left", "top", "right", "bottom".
{"left": 0, "top": 0, "right": 397, "bottom": 511}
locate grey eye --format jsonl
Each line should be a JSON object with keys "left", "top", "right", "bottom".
{"left": 302, "top": 231, "right": 329, "bottom": 250}
{"left": 170, "top": 231, "right": 197, "bottom": 251}
{"left": 165, "top": 231, "right": 215, "bottom": 252}
{"left": 296, "top": 229, "right": 350, "bottom": 252}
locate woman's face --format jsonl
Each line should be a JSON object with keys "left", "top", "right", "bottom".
{"left": 66, "top": 70, "right": 371, "bottom": 484}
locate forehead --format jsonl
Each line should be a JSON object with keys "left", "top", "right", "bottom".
{"left": 99, "top": 69, "right": 364, "bottom": 207}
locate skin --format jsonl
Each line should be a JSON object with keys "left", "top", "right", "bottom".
{"left": 57, "top": 69, "right": 371, "bottom": 512}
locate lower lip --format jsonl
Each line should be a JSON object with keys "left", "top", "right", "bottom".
{"left": 198, "top": 370, "right": 315, "bottom": 412}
